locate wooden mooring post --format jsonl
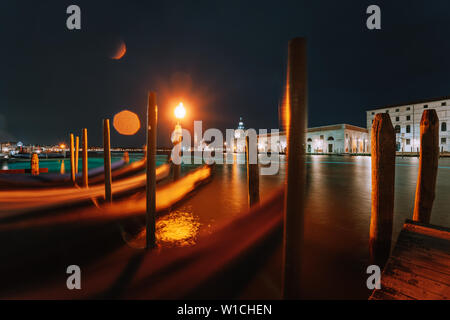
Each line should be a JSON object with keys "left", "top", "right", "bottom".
{"left": 246, "top": 135, "right": 259, "bottom": 207}
{"left": 30, "top": 153, "right": 39, "bottom": 176}
{"left": 413, "top": 110, "right": 439, "bottom": 224}
{"left": 146, "top": 92, "right": 158, "bottom": 249}
{"left": 75, "top": 136, "right": 79, "bottom": 174}
{"left": 70, "top": 133, "right": 76, "bottom": 184}
{"left": 82, "top": 128, "right": 88, "bottom": 188}
{"left": 123, "top": 151, "right": 130, "bottom": 164}
{"left": 103, "top": 119, "right": 112, "bottom": 203}
{"left": 282, "top": 37, "right": 307, "bottom": 299}
{"left": 369, "top": 113, "right": 396, "bottom": 267}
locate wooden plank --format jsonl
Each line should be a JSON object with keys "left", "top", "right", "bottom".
{"left": 404, "top": 220, "right": 450, "bottom": 241}
{"left": 383, "top": 260, "right": 450, "bottom": 298}
{"left": 395, "top": 231, "right": 450, "bottom": 261}
{"left": 370, "top": 219, "right": 450, "bottom": 300}
{"left": 380, "top": 275, "right": 446, "bottom": 300}
{"left": 387, "top": 257, "right": 450, "bottom": 286}
{"left": 370, "top": 286, "right": 415, "bottom": 300}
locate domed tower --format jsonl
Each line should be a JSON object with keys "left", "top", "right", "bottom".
{"left": 237, "top": 117, "right": 245, "bottom": 130}
{"left": 234, "top": 117, "right": 246, "bottom": 152}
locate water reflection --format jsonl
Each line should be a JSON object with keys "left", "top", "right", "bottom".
{"left": 155, "top": 207, "right": 201, "bottom": 247}
{"left": 176, "top": 155, "right": 450, "bottom": 299}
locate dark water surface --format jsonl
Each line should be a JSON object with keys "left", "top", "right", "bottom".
{"left": 173, "top": 154, "right": 450, "bottom": 299}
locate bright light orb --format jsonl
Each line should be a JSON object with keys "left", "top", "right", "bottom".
{"left": 174, "top": 102, "right": 186, "bottom": 119}
{"left": 113, "top": 110, "right": 141, "bottom": 135}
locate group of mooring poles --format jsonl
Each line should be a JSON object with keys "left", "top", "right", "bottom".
{"left": 66, "top": 129, "right": 89, "bottom": 188}
{"left": 369, "top": 109, "right": 439, "bottom": 266}
{"left": 59, "top": 92, "right": 158, "bottom": 250}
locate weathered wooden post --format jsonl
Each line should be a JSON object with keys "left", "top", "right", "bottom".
{"left": 30, "top": 153, "right": 39, "bottom": 176}
{"left": 246, "top": 135, "right": 260, "bottom": 206}
{"left": 82, "top": 128, "right": 88, "bottom": 188}
{"left": 282, "top": 37, "right": 307, "bottom": 299}
{"left": 123, "top": 151, "right": 130, "bottom": 164}
{"left": 413, "top": 110, "right": 439, "bottom": 224}
{"left": 103, "top": 119, "right": 112, "bottom": 203}
{"left": 70, "top": 133, "right": 76, "bottom": 184}
{"left": 369, "top": 113, "right": 396, "bottom": 267}
{"left": 75, "top": 136, "right": 79, "bottom": 174}
{"left": 146, "top": 92, "right": 157, "bottom": 249}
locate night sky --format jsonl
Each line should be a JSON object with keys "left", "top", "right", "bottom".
{"left": 1, "top": 0, "right": 450, "bottom": 147}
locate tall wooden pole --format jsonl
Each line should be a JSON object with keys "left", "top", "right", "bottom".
{"left": 70, "top": 133, "right": 76, "bottom": 184}
{"left": 413, "top": 110, "right": 439, "bottom": 224}
{"left": 282, "top": 37, "right": 307, "bottom": 299}
{"left": 146, "top": 92, "right": 157, "bottom": 249}
{"left": 246, "top": 135, "right": 260, "bottom": 206}
{"left": 103, "top": 119, "right": 112, "bottom": 203}
{"left": 82, "top": 128, "right": 88, "bottom": 188}
{"left": 369, "top": 113, "right": 396, "bottom": 267}
{"left": 75, "top": 136, "right": 79, "bottom": 174}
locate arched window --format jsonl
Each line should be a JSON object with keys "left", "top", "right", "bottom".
{"left": 442, "top": 122, "right": 447, "bottom": 132}
{"left": 395, "top": 125, "right": 401, "bottom": 134}
{"left": 327, "top": 137, "right": 334, "bottom": 141}
{"left": 307, "top": 138, "right": 312, "bottom": 142}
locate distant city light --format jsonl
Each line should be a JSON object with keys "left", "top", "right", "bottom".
{"left": 60, "top": 144, "right": 66, "bottom": 149}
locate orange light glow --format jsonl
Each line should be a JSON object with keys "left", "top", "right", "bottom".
{"left": 111, "top": 41, "right": 126, "bottom": 60}
{"left": 113, "top": 110, "right": 141, "bottom": 135}
{"left": 174, "top": 102, "right": 186, "bottom": 119}
{"left": 59, "top": 144, "right": 66, "bottom": 149}
{"left": 155, "top": 209, "right": 201, "bottom": 247}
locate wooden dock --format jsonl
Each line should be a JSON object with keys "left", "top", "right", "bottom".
{"left": 370, "top": 219, "right": 450, "bottom": 300}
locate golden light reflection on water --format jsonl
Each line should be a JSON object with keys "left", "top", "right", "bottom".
{"left": 155, "top": 207, "right": 201, "bottom": 247}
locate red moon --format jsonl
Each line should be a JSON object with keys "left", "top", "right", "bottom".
{"left": 111, "top": 41, "right": 126, "bottom": 60}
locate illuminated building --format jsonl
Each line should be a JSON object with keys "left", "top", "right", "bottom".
{"left": 257, "top": 124, "right": 369, "bottom": 154}
{"left": 366, "top": 97, "right": 450, "bottom": 152}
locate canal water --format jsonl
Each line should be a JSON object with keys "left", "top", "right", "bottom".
{"left": 2, "top": 153, "right": 448, "bottom": 298}
{"left": 173, "top": 154, "right": 450, "bottom": 299}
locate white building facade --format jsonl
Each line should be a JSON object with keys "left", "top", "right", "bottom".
{"left": 257, "top": 124, "right": 369, "bottom": 154}
{"left": 366, "top": 97, "right": 450, "bottom": 152}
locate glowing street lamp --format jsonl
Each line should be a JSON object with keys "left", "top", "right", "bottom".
{"left": 172, "top": 102, "right": 186, "bottom": 181}
{"left": 174, "top": 102, "right": 186, "bottom": 121}
{"left": 172, "top": 102, "right": 187, "bottom": 143}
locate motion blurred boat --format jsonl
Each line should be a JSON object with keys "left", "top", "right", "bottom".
{"left": 0, "top": 163, "right": 172, "bottom": 217}
{"left": 0, "top": 158, "right": 146, "bottom": 189}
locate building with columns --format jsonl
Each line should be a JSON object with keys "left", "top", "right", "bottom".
{"left": 366, "top": 97, "right": 450, "bottom": 152}
{"left": 257, "top": 124, "right": 369, "bottom": 154}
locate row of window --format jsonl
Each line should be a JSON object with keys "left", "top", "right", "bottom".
{"left": 372, "top": 121, "right": 448, "bottom": 132}
{"left": 394, "top": 123, "right": 447, "bottom": 133}
{"left": 405, "top": 138, "right": 447, "bottom": 145}
{"left": 394, "top": 115, "right": 411, "bottom": 122}
{"left": 307, "top": 136, "right": 335, "bottom": 142}
{"left": 371, "top": 102, "right": 447, "bottom": 115}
